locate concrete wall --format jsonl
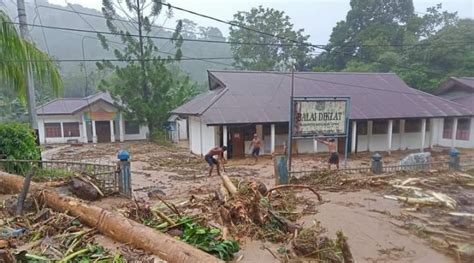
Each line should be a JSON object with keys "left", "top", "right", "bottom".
{"left": 38, "top": 114, "right": 84, "bottom": 144}
{"left": 436, "top": 117, "right": 474, "bottom": 148}
{"left": 188, "top": 116, "right": 216, "bottom": 155}
{"left": 124, "top": 125, "right": 148, "bottom": 141}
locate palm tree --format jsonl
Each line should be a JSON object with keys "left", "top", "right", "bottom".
{"left": 0, "top": 10, "right": 62, "bottom": 102}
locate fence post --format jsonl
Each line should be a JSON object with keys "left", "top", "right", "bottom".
{"left": 371, "top": 152, "right": 383, "bottom": 174}
{"left": 448, "top": 148, "right": 461, "bottom": 171}
{"left": 274, "top": 154, "right": 288, "bottom": 185}
{"left": 117, "top": 150, "right": 132, "bottom": 198}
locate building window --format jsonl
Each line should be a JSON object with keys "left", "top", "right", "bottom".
{"left": 443, "top": 118, "right": 453, "bottom": 139}
{"left": 405, "top": 119, "right": 421, "bottom": 133}
{"left": 392, "top": 120, "right": 400, "bottom": 134}
{"left": 357, "top": 121, "right": 367, "bottom": 135}
{"left": 125, "top": 121, "right": 140, "bottom": 134}
{"left": 372, "top": 120, "right": 388, "bottom": 134}
{"left": 275, "top": 123, "right": 288, "bottom": 135}
{"left": 45, "top": 123, "right": 61, "bottom": 138}
{"left": 456, "top": 118, "right": 470, "bottom": 141}
{"left": 63, "top": 122, "right": 80, "bottom": 137}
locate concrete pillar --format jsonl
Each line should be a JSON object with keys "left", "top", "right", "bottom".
{"left": 351, "top": 121, "right": 357, "bottom": 153}
{"left": 81, "top": 114, "right": 88, "bottom": 143}
{"left": 429, "top": 119, "right": 435, "bottom": 148}
{"left": 271, "top": 124, "right": 275, "bottom": 154}
{"left": 60, "top": 122, "right": 64, "bottom": 139}
{"left": 256, "top": 124, "right": 263, "bottom": 154}
{"left": 119, "top": 113, "right": 125, "bottom": 142}
{"left": 110, "top": 120, "right": 115, "bottom": 142}
{"left": 92, "top": 120, "right": 97, "bottom": 143}
{"left": 313, "top": 138, "right": 318, "bottom": 153}
{"left": 367, "top": 120, "right": 373, "bottom": 152}
{"left": 451, "top": 118, "right": 458, "bottom": 148}
{"left": 420, "top": 118, "right": 426, "bottom": 152}
{"left": 399, "top": 119, "right": 406, "bottom": 150}
{"left": 388, "top": 120, "right": 393, "bottom": 154}
{"left": 223, "top": 125, "right": 228, "bottom": 159}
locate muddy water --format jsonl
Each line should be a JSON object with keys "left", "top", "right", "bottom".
{"left": 303, "top": 190, "right": 454, "bottom": 263}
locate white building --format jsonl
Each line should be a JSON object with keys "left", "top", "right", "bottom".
{"left": 434, "top": 77, "right": 474, "bottom": 149}
{"left": 171, "top": 71, "right": 474, "bottom": 158}
{"left": 36, "top": 92, "right": 148, "bottom": 144}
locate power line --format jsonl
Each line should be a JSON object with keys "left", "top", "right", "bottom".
{"left": 35, "top": 4, "right": 225, "bottom": 40}
{"left": 4, "top": 57, "right": 235, "bottom": 63}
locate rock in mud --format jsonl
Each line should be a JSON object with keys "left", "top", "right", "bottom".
{"left": 400, "top": 152, "right": 431, "bottom": 170}
{"left": 70, "top": 177, "right": 101, "bottom": 201}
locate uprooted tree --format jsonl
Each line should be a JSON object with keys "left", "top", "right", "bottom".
{"left": 96, "top": 0, "right": 198, "bottom": 137}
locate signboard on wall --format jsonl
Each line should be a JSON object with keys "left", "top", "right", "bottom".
{"left": 292, "top": 98, "right": 349, "bottom": 138}
{"left": 84, "top": 112, "right": 119, "bottom": 121}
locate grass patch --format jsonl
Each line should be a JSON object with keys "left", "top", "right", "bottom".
{"left": 34, "top": 167, "right": 75, "bottom": 181}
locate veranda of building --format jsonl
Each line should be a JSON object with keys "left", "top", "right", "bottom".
{"left": 171, "top": 71, "right": 474, "bottom": 158}
{"left": 36, "top": 92, "right": 148, "bottom": 144}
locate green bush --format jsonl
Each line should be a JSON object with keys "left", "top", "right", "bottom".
{"left": 0, "top": 122, "right": 41, "bottom": 174}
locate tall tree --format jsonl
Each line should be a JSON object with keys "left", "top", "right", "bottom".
{"left": 229, "top": 6, "right": 313, "bottom": 71}
{"left": 0, "top": 10, "right": 62, "bottom": 103}
{"left": 97, "top": 0, "right": 196, "bottom": 136}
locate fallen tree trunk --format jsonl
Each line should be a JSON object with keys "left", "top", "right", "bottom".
{"left": 0, "top": 172, "right": 223, "bottom": 263}
{"left": 220, "top": 172, "right": 237, "bottom": 195}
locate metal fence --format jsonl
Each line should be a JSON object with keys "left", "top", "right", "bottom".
{"left": 0, "top": 159, "right": 119, "bottom": 195}
{"left": 288, "top": 160, "right": 468, "bottom": 178}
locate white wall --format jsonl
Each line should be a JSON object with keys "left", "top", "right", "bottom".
{"left": 436, "top": 117, "right": 474, "bottom": 148}
{"left": 178, "top": 119, "right": 188, "bottom": 140}
{"left": 188, "top": 116, "right": 216, "bottom": 155}
{"left": 124, "top": 125, "right": 148, "bottom": 141}
{"left": 38, "top": 114, "right": 84, "bottom": 144}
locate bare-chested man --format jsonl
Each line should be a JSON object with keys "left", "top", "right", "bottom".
{"left": 316, "top": 138, "right": 339, "bottom": 170}
{"left": 249, "top": 133, "right": 261, "bottom": 164}
{"left": 204, "top": 146, "right": 227, "bottom": 176}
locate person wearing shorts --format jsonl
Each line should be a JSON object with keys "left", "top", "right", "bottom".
{"left": 316, "top": 137, "right": 339, "bottom": 170}
{"left": 204, "top": 146, "right": 227, "bottom": 176}
{"left": 249, "top": 133, "right": 261, "bottom": 164}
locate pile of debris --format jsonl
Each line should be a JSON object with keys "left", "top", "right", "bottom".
{"left": 120, "top": 173, "right": 353, "bottom": 262}
{"left": 383, "top": 171, "right": 474, "bottom": 261}
{"left": 0, "top": 206, "right": 127, "bottom": 262}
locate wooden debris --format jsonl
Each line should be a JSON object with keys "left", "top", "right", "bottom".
{"left": 266, "top": 184, "right": 322, "bottom": 202}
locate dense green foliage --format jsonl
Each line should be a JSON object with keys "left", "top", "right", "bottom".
{"left": 0, "top": 10, "right": 62, "bottom": 102}
{"left": 229, "top": 6, "right": 313, "bottom": 71}
{"left": 96, "top": 0, "right": 199, "bottom": 136}
{"left": 314, "top": 1, "right": 474, "bottom": 92}
{"left": 179, "top": 217, "right": 240, "bottom": 260}
{"left": 0, "top": 123, "right": 40, "bottom": 174}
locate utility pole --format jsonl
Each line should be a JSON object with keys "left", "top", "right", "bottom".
{"left": 16, "top": 0, "right": 38, "bottom": 131}
{"left": 287, "top": 65, "right": 295, "bottom": 171}
{"left": 135, "top": 0, "right": 149, "bottom": 98}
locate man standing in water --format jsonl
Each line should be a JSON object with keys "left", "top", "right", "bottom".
{"left": 204, "top": 146, "right": 227, "bottom": 176}
{"left": 316, "top": 137, "right": 339, "bottom": 170}
{"left": 249, "top": 133, "right": 261, "bottom": 164}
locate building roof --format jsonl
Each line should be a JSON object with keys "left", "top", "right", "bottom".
{"left": 434, "top": 77, "right": 474, "bottom": 95}
{"left": 37, "top": 92, "right": 115, "bottom": 115}
{"left": 172, "top": 70, "right": 473, "bottom": 125}
{"left": 452, "top": 94, "right": 474, "bottom": 112}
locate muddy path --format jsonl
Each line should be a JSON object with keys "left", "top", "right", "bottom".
{"left": 303, "top": 190, "right": 453, "bottom": 262}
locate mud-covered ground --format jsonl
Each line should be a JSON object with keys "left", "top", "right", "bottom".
{"left": 33, "top": 142, "right": 474, "bottom": 262}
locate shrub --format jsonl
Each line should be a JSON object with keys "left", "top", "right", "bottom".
{"left": 0, "top": 122, "right": 41, "bottom": 174}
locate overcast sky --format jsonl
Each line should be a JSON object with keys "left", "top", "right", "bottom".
{"left": 48, "top": 0, "right": 474, "bottom": 44}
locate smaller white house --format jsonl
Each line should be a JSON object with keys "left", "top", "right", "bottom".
{"left": 36, "top": 92, "right": 148, "bottom": 144}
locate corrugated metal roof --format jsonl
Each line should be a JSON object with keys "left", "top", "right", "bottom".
{"left": 452, "top": 94, "right": 474, "bottom": 112}
{"left": 454, "top": 77, "right": 474, "bottom": 89}
{"left": 171, "top": 71, "right": 474, "bottom": 125}
{"left": 37, "top": 92, "right": 115, "bottom": 115}
{"left": 434, "top": 76, "right": 474, "bottom": 95}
